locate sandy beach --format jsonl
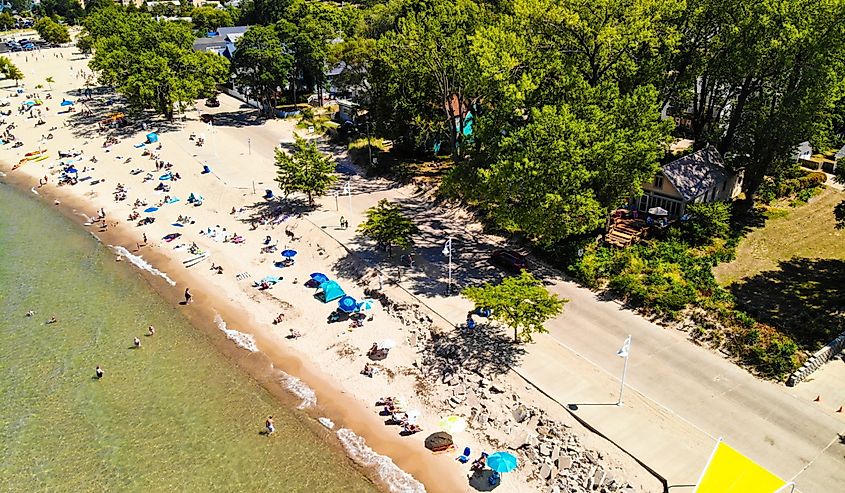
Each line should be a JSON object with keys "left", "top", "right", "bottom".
{"left": 0, "top": 41, "right": 662, "bottom": 493}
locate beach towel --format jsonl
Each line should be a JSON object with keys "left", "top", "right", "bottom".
{"left": 134, "top": 143, "right": 145, "bottom": 148}
{"left": 144, "top": 207, "right": 159, "bottom": 213}
{"left": 171, "top": 223, "right": 184, "bottom": 227}
{"left": 165, "top": 197, "right": 180, "bottom": 204}
{"left": 159, "top": 173, "right": 172, "bottom": 181}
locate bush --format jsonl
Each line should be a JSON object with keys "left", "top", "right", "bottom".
{"left": 798, "top": 171, "right": 827, "bottom": 189}
{"left": 684, "top": 202, "right": 731, "bottom": 244}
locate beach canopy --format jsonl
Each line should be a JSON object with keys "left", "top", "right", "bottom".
{"left": 424, "top": 432, "right": 453, "bottom": 452}
{"left": 310, "top": 272, "right": 329, "bottom": 284}
{"left": 378, "top": 339, "right": 395, "bottom": 350}
{"left": 438, "top": 415, "right": 466, "bottom": 434}
{"left": 338, "top": 295, "right": 357, "bottom": 313}
{"left": 281, "top": 249, "right": 297, "bottom": 258}
{"left": 146, "top": 132, "right": 158, "bottom": 143}
{"left": 60, "top": 99, "right": 74, "bottom": 106}
{"left": 318, "top": 280, "right": 345, "bottom": 302}
{"left": 487, "top": 452, "right": 518, "bottom": 473}
{"left": 357, "top": 299, "right": 375, "bottom": 312}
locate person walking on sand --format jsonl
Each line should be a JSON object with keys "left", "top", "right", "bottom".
{"left": 95, "top": 365, "right": 104, "bottom": 379}
{"left": 265, "top": 416, "right": 275, "bottom": 435}
{"left": 142, "top": 233, "right": 147, "bottom": 245}
{"left": 148, "top": 325, "right": 155, "bottom": 336}
{"left": 340, "top": 216, "right": 346, "bottom": 229}
{"left": 133, "top": 337, "right": 141, "bottom": 348}
{"left": 184, "top": 288, "right": 192, "bottom": 304}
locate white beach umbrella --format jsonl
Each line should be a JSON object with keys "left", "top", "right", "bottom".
{"left": 647, "top": 206, "right": 669, "bottom": 216}
{"left": 378, "top": 339, "right": 396, "bottom": 350}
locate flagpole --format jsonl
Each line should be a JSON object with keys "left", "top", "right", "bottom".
{"left": 447, "top": 236, "right": 452, "bottom": 295}
{"left": 347, "top": 178, "right": 352, "bottom": 213}
{"left": 617, "top": 335, "right": 631, "bottom": 406}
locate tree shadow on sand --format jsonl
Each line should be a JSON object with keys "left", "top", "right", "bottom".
{"left": 730, "top": 257, "right": 845, "bottom": 350}
{"left": 421, "top": 324, "right": 526, "bottom": 378}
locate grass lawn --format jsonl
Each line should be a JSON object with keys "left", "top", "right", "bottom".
{"left": 714, "top": 187, "right": 845, "bottom": 285}
{"left": 714, "top": 187, "right": 845, "bottom": 350}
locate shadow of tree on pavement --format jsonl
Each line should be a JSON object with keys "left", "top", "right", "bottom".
{"left": 730, "top": 257, "right": 845, "bottom": 350}
{"left": 421, "top": 324, "right": 526, "bottom": 378}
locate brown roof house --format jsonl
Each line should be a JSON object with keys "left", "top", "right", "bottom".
{"left": 633, "top": 146, "right": 744, "bottom": 216}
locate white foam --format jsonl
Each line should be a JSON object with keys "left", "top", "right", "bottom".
{"left": 280, "top": 371, "right": 317, "bottom": 409}
{"left": 110, "top": 245, "right": 176, "bottom": 286}
{"left": 336, "top": 428, "right": 426, "bottom": 493}
{"left": 30, "top": 186, "right": 38, "bottom": 195}
{"left": 213, "top": 314, "right": 259, "bottom": 353}
{"left": 318, "top": 417, "right": 335, "bottom": 429}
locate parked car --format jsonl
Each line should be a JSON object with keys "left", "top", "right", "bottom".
{"left": 491, "top": 249, "right": 528, "bottom": 271}
{"left": 205, "top": 97, "right": 220, "bottom": 107}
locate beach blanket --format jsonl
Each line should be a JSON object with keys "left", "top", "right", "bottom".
{"left": 171, "top": 223, "right": 184, "bottom": 227}
{"left": 165, "top": 197, "right": 180, "bottom": 204}
{"left": 159, "top": 173, "right": 172, "bottom": 181}
{"left": 144, "top": 207, "right": 159, "bottom": 213}
{"left": 134, "top": 143, "right": 145, "bottom": 148}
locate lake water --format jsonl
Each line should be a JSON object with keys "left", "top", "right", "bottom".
{"left": 0, "top": 181, "right": 379, "bottom": 493}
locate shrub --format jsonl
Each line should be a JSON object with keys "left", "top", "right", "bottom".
{"left": 798, "top": 171, "right": 827, "bottom": 189}
{"left": 684, "top": 202, "right": 731, "bottom": 245}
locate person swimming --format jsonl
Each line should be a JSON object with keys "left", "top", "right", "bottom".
{"left": 148, "top": 325, "right": 155, "bottom": 336}
{"left": 46, "top": 316, "right": 57, "bottom": 324}
{"left": 265, "top": 416, "right": 275, "bottom": 435}
{"left": 133, "top": 337, "right": 141, "bottom": 348}
{"left": 95, "top": 365, "right": 104, "bottom": 379}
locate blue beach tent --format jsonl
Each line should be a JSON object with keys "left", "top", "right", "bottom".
{"left": 318, "top": 280, "right": 345, "bottom": 302}
{"left": 146, "top": 132, "right": 159, "bottom": 143}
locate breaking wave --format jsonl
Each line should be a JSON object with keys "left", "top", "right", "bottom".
{"left": 110, "top": 245, "right": 176, "bottom": 286}
{"left": 30, "top": 187, "right": 38, "bottom": 195}
{"left": 336, "top": 428, "right": 426, "bottom": 493}
{"left": 213, "top": 314, "right": 259, "bottom": 353}
{"left": 280, "top": 372, "right": 317, "bottom": 409}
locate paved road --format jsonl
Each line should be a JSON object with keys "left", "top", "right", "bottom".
{"left": 199, "top": 93, "right": 845, "bottom": 492}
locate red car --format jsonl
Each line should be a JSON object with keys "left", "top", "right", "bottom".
{"left": 491, "top": 249, "right": 527, "bottom": 271}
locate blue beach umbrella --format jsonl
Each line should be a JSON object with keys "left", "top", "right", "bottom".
{"left": 487, "top": 452, "right": 518, "bottom": 473}
{"left": 337, "top": 295, "right": 357, "bottom": 313}
{"left": 60, "top": 100, "right": 74, "bottom": 107}
{"left": 310, "top": 272, "right": 329, "bottom": 284}
{"left": 356, "top": 299, "right": 376, "bottom": 312}
{"left": 281, "top": 249, "right": 297, "bottom": 258}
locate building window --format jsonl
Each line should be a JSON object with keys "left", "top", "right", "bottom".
{"left": 654, "top": 175, "right": 663, "bottom": 188}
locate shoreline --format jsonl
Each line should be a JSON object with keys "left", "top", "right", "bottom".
{"left": 0, "top": 169, "right": 461, "bottom": 493}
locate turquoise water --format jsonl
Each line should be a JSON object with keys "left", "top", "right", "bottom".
{"left": 0, "top": 181, "right": 378, "bottom": 492}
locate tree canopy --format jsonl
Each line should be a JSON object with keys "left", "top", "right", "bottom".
{"left": 357, "top": 199, "right": 419, "bottom": 253}
{"left": 0, "top": 56, "right": 23, "bottom": 86}
{"left": 231, "top": 24, "right": 292, "bottom": 116}
{"left": 463, "top": 271, "right": 566, "bottom": 342}
{"left": 34, "top": 17, "right": 71, "bottom": 45}
{"left": 274, "top": 135, "right": 337, "bottom": 205}
{"left": 87, "top": 8, "right": 229, "bottom": 119}
{"left": 191, "top": 6, "right": 233, "bottom": 33}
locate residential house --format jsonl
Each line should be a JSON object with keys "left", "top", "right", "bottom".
{"left": 634, "top": 146, "right": 744, "bottom": 217}
{"left": 793, "top": 141, "right": 813, "bottom": 163}
{"left": 191, "top": 26, "right": 249, "bottom": 59}
{"left": 829, "top": 145, "right": 845, "bottom": 173}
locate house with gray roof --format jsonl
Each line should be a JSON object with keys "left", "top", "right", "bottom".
{"left": 192, "top": 26, "right": 250, "bottom": 59}
{"left": 633, "top": 146, "right": 744, "bottom": 216}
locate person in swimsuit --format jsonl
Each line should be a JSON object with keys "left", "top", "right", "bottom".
{"left": 184, "top": 288, "right": 192, "bottom": 304}
{"left": 148, "top": 325, "right": 155, "bottom": 336}
{"left": 265, "top": 416, "right": 275, "bottom": 435}
{"left": 133, "top": 337, "right": 141, "bottom": 348}
{"left": 95, "top": 365, "right": 104, "bottom": 379}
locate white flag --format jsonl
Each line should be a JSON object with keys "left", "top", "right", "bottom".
{"left": 617, "top": 335, "right": 632, "bottom": 358}
{"left": 343, "top": 181, "right": 351, "bottom": 194}
{"left": 442, "top": 238, "right": 452, "bottom": 257}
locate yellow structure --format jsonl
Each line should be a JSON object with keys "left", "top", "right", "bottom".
{"left": 694, "top": 440, "right": 789, "bottom": 493}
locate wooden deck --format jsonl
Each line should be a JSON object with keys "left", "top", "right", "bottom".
{"left": 605, "top": 216, "right": 648, "bottom": 248}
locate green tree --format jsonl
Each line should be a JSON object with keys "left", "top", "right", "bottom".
{"left": 231, "top": 24, "right": 292, "bottom": 116}
{"left": 90, "top": 10, "right": 229, "bottom": 119}
{"left": 357, "top": 199, "right": 419, "bottom": 254}
{"left": 191, "top": 6, "right": 233, "bottom": 33}
{"left": 34, "top": 17, "right": 71, "bottom": 44}
{"left": 463, "top": 271, "right": 566, "bottom": 342}
{"left": 0, "top": 12, "right": 15, "bottom": 30}
{"left": 274, "top": 135, "right": 337, "bottom": 205}
{"left": 684, "top": 202, "right": 731, "bottom": 244}
{"left": 39, "top": 0, "right": 84, "bottom": 24}
{"left": 0, "top": 56, "right": 24, "bottom": 86}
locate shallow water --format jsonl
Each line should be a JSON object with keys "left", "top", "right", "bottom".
{"left": 0, "top": 181, "right": 378, "bottom": 493}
